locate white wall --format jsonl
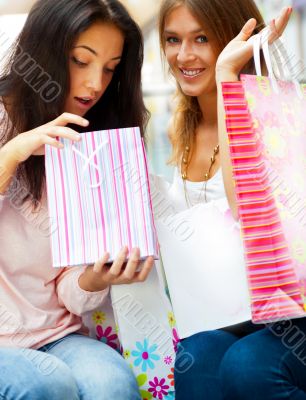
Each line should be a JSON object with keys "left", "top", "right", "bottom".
{"left": 255, "top": 0, "right": 306, "bottom": 79}
{"left": 0, "top": 14, "right": 27, "bottom": 68}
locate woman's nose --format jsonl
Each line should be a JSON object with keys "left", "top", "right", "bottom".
{"left": 85, "top": 70, "right": 103, "bottom": 93}
{"left": 177, "top": 42, "right": 196, "bottom": 64}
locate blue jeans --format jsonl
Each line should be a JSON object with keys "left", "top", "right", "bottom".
{"left": 175, "top": 318, "right": 306, "bottom": 400}
{"left": 0, "top": 333, "right": 141, "bottom": 400}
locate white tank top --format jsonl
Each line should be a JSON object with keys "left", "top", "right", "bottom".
{"left": 168, "top": 167, "right": 226, "bottom": 211}
{"left": 150, "top": 169, "right": 251, "bottom": 337}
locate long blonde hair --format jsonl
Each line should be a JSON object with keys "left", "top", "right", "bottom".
{"left": 159, "top": 0, "right": 265, "bottom": 165}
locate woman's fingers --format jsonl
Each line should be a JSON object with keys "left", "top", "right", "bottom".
{"left": 123, "top": 248, "right": 141, "bottom": 280}
{"left": 45, "top": 126, "right": 81, "bottom": 141}
{"left": 261, "top": 7, "right": 292, "bottom": 45}
{"left": 49, "top": 112, "right": 89, "bottom": 128}
{"left": 134, "top": 256, "right": 154, "bottom": 282}
{"left": 235, "top": 18, "right": 257, "bottom": 42}
{"left": 271, "top": 6, "right": 292, "bottom": 40}
{"left": 108, "top": 246, "right": 129, "bottom": 278}
{"left": 235, "top": 6, "right": 291, "bottom": 46}
{"left": 93, "top": 252, "right": 110, "bottom": 273}
{"left": 45, "top": 137, "right": 64, "bottom": 150}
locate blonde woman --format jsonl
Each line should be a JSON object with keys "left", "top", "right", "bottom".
{"left": 157, "top": 0, "right": 306, "bottom": 399}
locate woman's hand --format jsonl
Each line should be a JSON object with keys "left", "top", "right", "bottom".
{"left": 215, "top": 6, "right": 292, "bottom": 82}
{"left": 78, "top": 247, "right": 155, "bottom": 292}
{"left": 7, "top": 112, "right": 89, "bottom": 163}
{"left": 215, "top": 7, "right": 292, "bottom": 221}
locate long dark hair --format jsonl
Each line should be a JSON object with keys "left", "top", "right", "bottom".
{"left": 0, "top": 0, "right": 148, "bottom": 203}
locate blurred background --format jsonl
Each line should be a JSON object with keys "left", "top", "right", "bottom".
{"left": 0, "top": 0, "right": 305, "bottom": 180}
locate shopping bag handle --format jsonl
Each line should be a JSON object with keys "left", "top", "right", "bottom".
{"left": 72, "top": 139, "right": 109, "bottom": 189}
{"left": 252, "top": 27, "right": 303, "bottom": 98}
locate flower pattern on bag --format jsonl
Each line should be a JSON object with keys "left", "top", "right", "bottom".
{"left": 148, "top": 377, "right": 170, "bottom": 399}
{"left": 172, "top": 328, "right": 180, "bottom": 353}
{"left": 96, "top": 325, "right": 118, "bottom": 350}
{"left": 223, "top": 74, "right": 306, "bottom": 323}
{"left": 256, "top": 76, "right": 271, "bottom": 96}
{"left": 291, "top": 239, "right": 306, "bottom": 264}
{"left": 167, "top": 312, "right": 176, "bottom": 328}
{"left": 163, "top": 356, "right": 173, "bottom": 365}
{"left": 136, "top": 373, "right": 153, "bottom": 400}
{"left": 263, "top": 126, "right": 287, "bottom": 159}
{"left": 124, "top": 349, "right": 131, "bottom": 359}
{"left": 132, "top": 339, "right": 161, "bottom": 372}
{"left": 83, "top": 279, "right": 177, "bottom": 397}
{"left": 92, "top": 311, "right": 106, "bottom": 324}
{"left": 167, "top": 368, "right": 174, "bottom": 387}
{"left": 164, "top": 393, "right": 175, "bottom": 400}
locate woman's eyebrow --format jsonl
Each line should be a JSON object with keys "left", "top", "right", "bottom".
{"left": 164, "top": 28, "right": 205, "bottom": 35}
{"left": 73, "top": 45, "right": 98, "bottom": 55}
{"left": 73, "top": 45, "right": 122, "bottom": 60}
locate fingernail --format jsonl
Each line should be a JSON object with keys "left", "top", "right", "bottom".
{"left": 121, "top": 246, "right": 128, "bottom": 254}
{"left": 287, "top": 7, "right": 292, "bottom": 14}
{"left": 132, "top": 247, "right": 140, "bottom": 256}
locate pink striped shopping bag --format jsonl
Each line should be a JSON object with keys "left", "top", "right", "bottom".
{"left": 45, "top": 127, "right": 159, "bottom": 267}
{"left": 222, "top": 75, "right": 306, "bottom": 323}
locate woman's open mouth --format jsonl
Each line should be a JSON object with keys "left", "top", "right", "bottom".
{"left": 74, "top": 97, "right": 94, "bottom": 109}
{"left": 180, "top": 68, "right": 205, "bottom": 78}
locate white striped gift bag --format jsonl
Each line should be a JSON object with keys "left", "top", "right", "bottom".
{"left": 45, "top": 127, "right": 159, "bottom": 267}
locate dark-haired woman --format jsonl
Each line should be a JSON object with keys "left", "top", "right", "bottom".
{"left": 157, "top": 0, "right": 306, "bottom": 399}
{"left": 0, "top": 1, "right": 154, "bottom": 399}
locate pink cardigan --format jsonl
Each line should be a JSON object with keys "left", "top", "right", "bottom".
{"left": 0, "top": 103, "right": 108, "bottom": 349}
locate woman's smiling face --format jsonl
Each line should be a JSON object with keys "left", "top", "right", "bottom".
{"left": 65, "top": 21, "right": 124, "bottom": 117}
{"left": 163, "top": 5, "right": 218, "bottom": 98}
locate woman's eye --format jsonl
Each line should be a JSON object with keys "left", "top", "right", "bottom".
{"left": 196, "top": 35, "right": 208, "bottom": 43}
{"left": 166, "top": 37, "right": 180, "bottom": 44}
{"left": 72, "top": 57, "right": 87, "bottom": 67}
{"left": 105, "top": 68, "right": 115, "bottom": 74}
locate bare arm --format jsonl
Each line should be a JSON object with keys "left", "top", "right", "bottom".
{"left": 0, "top": 142, "right": 19, "bottom": 194}
{"left": 0, "top": 112, "right": 89, "bottom": 194}
{"left": 215, "top": 8, "right": 292, "bottom": 219}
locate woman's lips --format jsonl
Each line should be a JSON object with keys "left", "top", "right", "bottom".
{"left": 180, "top": 68, "right": 205, "bottom": 79}
{"left": 74, "top": 97, "right": 94, "bottom": 109}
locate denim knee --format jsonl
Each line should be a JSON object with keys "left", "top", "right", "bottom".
{"left": 24, "top": 364, "right": 79, "bottom": 400}
{"left": 174, "top": 330, "right": 239, "bottom": 400}
{"left": 219, "top": 338, "right": 263, "bottom": 399}
{"left": 66, "top": 344, "right": 141, "bottom": 400}
{"left": 0, "top": 350, "right": 79, "bottom": 400}
{"left": 175, "top": 330, "right": 238, "bottom": 378}
{"left": 74, "top": 358, "right": 141, "bottom": 400}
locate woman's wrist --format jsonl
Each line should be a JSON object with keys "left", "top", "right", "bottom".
{"left": 215, "top": 68, "right": 239, "bottom": 84}
{"left": 2, "top": 136, "right": 25, "bottom": 164}
{"left": 78, "top": 266, "right": 109, "bottom": 292}
{"left": 0, "top": 141, "right": 21, "bottom": 194}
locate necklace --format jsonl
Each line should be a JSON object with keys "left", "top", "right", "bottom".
{"left": 181, "top": 144, "right": 220, "bottom": 207}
